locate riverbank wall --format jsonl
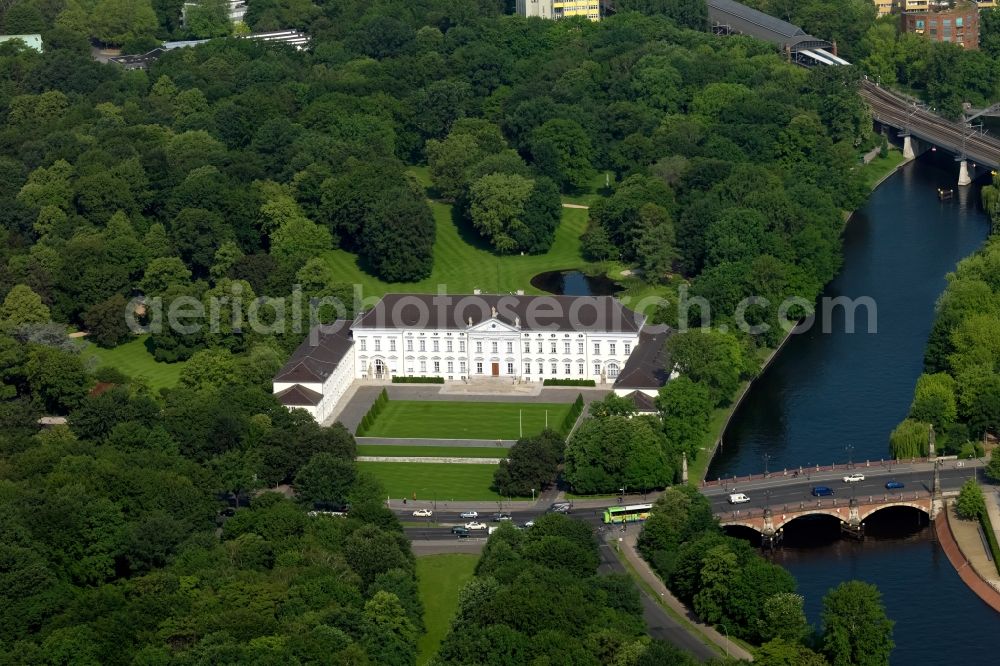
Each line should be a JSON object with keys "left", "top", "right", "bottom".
{"left": 935, "top": 503, "right": 1000, "bottom": 613}
{"left": 698, "top": 155, "right": 911, "bottom": 483}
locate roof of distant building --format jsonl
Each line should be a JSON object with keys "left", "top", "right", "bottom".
{"left": 624, "top": 390, "right": 658, "bottom": 413}
{"left": 273, "top": 322, "right": 354, "bottom": 384}
{"left": 706, "top": 0, "right": 830, "bottom": 50}
{"left": 353, "top": 294, "right": 645, "bottom": 334}
{"left": 274, "top": 383, "right": 324, "bottom": 406}
{"left": 0, "top": 34, "right": 43, "bottom": 51}
{"left": 613, "top": 328, "right": 672, "bottom": 389}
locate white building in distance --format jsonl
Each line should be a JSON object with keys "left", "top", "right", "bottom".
{"left": 272, "top": 293, "right": 670, "bottom": 422}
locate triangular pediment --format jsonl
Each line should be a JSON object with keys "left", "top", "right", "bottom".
{"left": 468, "top": 317, "right": 520, "bottom": 333}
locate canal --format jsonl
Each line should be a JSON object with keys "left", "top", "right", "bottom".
{"left": 710, "top": 154, "right": 1000, "bottom": 662}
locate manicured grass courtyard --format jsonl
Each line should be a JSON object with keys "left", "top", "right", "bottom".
{"left": 363, "top": 400, "right": 573, "bottom": 440}
{"left": 322, "top": 199, "right": 592, "bottom": 297}
{"left": 356, "top": 445, "right": 509, "bottom": 458}
{"left": 83, "top": 335, "right": 186, "bottom": 391}
{"left": 358, "top": 462, "right": 517, "bottom": 501}
{"left": 416, "top": 554, "right": 479, "bottom": 665}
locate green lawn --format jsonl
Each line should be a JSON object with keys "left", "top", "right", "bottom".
{"left": 858, "top": 148, "right": 906, "bottom": 191}
{"left": 416, "top": 554, "right": 479, "bottom": 665}
{"left": 356, "top": 445, "right": 509, "bottom": 458}
{"left": 358, "top": 462, "right": 518, "bottom": 501}
{"left": 364, "top": 400, "right": 573, "bottom": 440}
{"left": 83, "top": 335, "right": 185, "bottom": 391}
{"left": 323, "top": 200, "right": 592, "bottom": 298}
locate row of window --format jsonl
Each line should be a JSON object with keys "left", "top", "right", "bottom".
{"left": 359, "top": 337, "right": 632, "bottom": 356}
{"left": 399, "top": 360, "right": 621, "bottom": 377}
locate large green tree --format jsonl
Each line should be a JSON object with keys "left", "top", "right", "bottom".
{"left": 564, "top": 415, "right": 673, "bottom": 494}
{"left": 821, "top": 581, "right": 894, "bottom": 666}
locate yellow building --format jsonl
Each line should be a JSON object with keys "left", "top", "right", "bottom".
{"left": 553, "top": 1, "right": 601, "bottom": 20}
{"left": 517, "top": 0, "right": 600, "bottom": 21}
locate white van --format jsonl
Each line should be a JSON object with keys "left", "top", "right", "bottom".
{"left": 728, "top": 493, "right": 750, "bottom": 504}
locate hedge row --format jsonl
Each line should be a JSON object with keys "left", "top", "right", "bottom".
{"left": 980, "top": 510, "right": 1000, "bottom": 576}
{"left": 543, "top": 378, "right": 597, "bottom": 387}
{"left": 391, "top": 376, "right": 445, "bottom": 384}
{"left": 355, "top": 388, "right": 389, "bottom": 436}
{"left": 558, "top": 394, "right": 586, "bottom": 436}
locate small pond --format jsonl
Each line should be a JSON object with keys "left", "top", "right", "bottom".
{"left": 530, "top": 270, "right": 622, "bottom": 296}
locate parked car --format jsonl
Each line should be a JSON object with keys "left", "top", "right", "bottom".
{"left": 728, "top": 493, "right": 751, "bottom": 504}
{"left": 412, "top": 508, "right": 433, "bottom": 517}
{"left": 811, "top": 486, "right": 835, "bottom": 497}
{"left": 843, "top": 473, "right": 865, "bottom": 483}
{"left": 885, "top": 480, "right": 905, "bottom": 490}
{"left": 492, "top": 513, "right": 513, "bottom": 522}
{"left": 459, "top": 510, "right": 479, "bottom": 519}
{"left": 465, "top": 521, "right": 487, "bottom": 530}
{"left": 451, "top": 526, "right": 470, "bottom": 537}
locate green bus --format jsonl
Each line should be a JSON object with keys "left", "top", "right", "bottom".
{"left": 602, "top": 503, "right": 653, "bottom": 524}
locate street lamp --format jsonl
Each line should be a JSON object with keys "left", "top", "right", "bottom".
{"left": 763, "top": 452, "right": 771, "bottom": 477}
{"left": 846, "top": 444, "right": 854, "bottom": 468}
{"left": 531, "top": 487, "right": 535, "bottom": 503}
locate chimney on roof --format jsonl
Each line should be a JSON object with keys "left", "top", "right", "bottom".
{"left": 473, "top": 288, "right": 481, "bottom": 295}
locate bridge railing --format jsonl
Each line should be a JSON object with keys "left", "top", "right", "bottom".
{"left": 702, "top": 457, "right": 934, "bottom": 489}
{"left": 714, "top": 490, "right": 930, "bottom": 523}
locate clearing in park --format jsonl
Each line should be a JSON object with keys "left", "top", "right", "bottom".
{"left": 362, "top": 400, "right": 574, "bottom": 440}
{"left": 84, "top": 335, "right": 185, "bottom": 391}
{"left": 416, "top": 553, "right": 479, "bottom": 665}
{"left": 357, "top": 462, "right": 519, "bottom": 501}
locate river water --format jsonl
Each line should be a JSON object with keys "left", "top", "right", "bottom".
{"left": 710, "top": 154, "right": 1000, "bottom": 663}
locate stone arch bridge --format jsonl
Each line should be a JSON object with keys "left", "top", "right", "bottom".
{"left": 717, "top": 494, "right": 937, "bottom": 546}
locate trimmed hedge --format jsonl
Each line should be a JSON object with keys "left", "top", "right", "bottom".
{"left": 391, "top": 376, "right": 445, "bottom": 384}
{"left": 980, "top": 510, "right": 1000, "bottom": 576}
{"left": 543, "top": 378, "right": 596, "bottom": 387}
{"left": 558, "top": 393, "right": 585, "bottom": 436}
{"left": 355, "top": 388, "right": 388, "bottom": 436}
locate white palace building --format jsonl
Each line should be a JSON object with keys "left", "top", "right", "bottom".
{"left": 272, "top": 292, "right": 671, "bottom": 423}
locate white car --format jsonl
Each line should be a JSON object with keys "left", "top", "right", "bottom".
{"left": 843, "top": 473, "right": 865, "bottom": 483}
{"left": 523, "top": 520, "right": 535, "bottom": 528}
{"left": 728, "top": 493, "right": 750, "bottom": 504}
{"left": 465, "top": 521, "right": 487, "bottom": 530}
{"left": 412, "top": 508, "right": 433, "bottom": 517}
{"left": 459, "top": 511, "right": 478, "bottom": 519}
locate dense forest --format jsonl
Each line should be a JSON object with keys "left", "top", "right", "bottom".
{"left": 0, "top": 0, "right": 897, "bottom": 662}
{"left": 434, "top": 513, "right": 700, "bottom": 665}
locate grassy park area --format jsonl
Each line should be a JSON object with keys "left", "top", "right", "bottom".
{"left": 362, "top": 400, "right": 573, "bottom": 440}
{"left": 83, "top": 335, "right": 185, "bottom": 391}
{"left": 416, "top": 554, "right": 479, "bottom": 665}
{"left": 358, "top": 461, "right": 516, "bottom": 501}
{"left": 356, "top": 444, "right": 509, "bottom": 458}
{"left": 323, "top": 200, "right": 592, "bottom": 297}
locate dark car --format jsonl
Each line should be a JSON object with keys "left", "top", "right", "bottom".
{"left": 811, "top": 486, "right": 835, "bottom": 497}
{"left": 451, "top": 526, "right": 471, "bottom": 537}
{"left": 491, "top": 513, "right": 513, "bottom": 522}
{"left": 885, "top": 480, "right": 905, "bottom": 490}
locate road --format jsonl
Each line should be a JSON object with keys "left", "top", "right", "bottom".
{"left": 597, "top": 537, "right": 720, "bottom": 661}
{"left": 701, "top": 458, "right": 986, "bottom": 515}
{"left": 861, "top": 80, "right": 1000, "bottom": 169}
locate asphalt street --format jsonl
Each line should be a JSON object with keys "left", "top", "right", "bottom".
{"left": 596, "top": 538, "right": 719, "bottom": 662}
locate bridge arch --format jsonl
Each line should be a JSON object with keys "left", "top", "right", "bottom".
{"left": 858, "top": 502, "right": 930, "bottom": 523}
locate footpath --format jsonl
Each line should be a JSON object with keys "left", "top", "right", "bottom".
{"left": 616, "top": 532, "right": 754, "bottom": 661}
{"left": 936, "top": 500, "right": 1000, "bottom": 613}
